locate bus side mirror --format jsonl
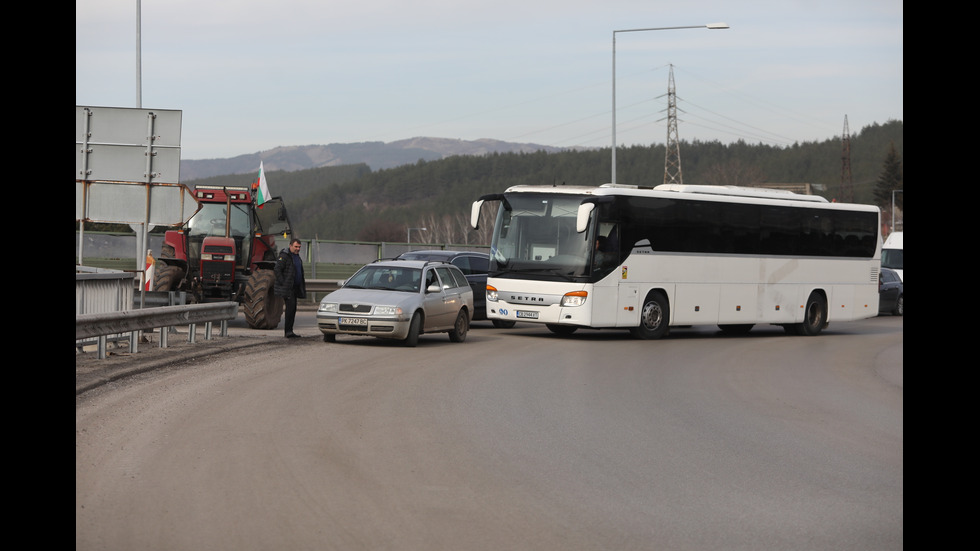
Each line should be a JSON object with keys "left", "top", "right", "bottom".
{"left": 576, "top": 203, "right": 594, "bottom": 233}
{"left": 470, "top": 200, "right": 484, "bottom": 229}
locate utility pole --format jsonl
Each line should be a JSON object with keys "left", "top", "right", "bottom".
{"left": 663, "top": 65, "right": 683, "bottom": 185}
{"left": 840, "top": 115, "right": 853, "bottom": 202}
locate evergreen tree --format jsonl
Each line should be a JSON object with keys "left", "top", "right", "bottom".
{"left": 873, "top": 142, "right": 903, "bottom": 210}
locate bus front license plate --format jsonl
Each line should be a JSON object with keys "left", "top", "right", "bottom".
{"left": 516, "top": 311, "right": 539, "bottom": 319}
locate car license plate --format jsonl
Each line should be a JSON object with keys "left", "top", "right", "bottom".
{"left": 516, "top": 310, "right": 539, "bottom": 319}
{"left": 339, "top": 317, "right": 368, "bottom": 325}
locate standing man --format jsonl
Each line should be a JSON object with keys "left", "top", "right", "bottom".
{"left": 274, "top": 238, "right": 307, "bottom": 338}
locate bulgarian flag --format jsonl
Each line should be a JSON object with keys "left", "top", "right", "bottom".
{"left": 255, "top": 161, "right": 272, "bottom": 208}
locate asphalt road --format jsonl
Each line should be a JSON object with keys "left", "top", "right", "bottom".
{"left": 76, "top": 312, "right": 903, "bottom": 550}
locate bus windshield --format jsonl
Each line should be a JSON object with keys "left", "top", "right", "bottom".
{"left": 489, "top": 193, "right": 593, "bottom": 280}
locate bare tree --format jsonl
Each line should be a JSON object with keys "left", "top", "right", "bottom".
{"left": 410, "top": 203, "right": 498, "bottom": 246}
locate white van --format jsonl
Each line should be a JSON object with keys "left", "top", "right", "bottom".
{"left": 882, "top": 231, "right": 903, "bottom": 281}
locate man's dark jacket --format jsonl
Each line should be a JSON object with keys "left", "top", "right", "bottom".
{"left": 273, "top": 248, "right": 306, "bottom": 299}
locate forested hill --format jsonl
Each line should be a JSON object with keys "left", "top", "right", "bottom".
{"left": 179, "top": 137, "right": 570, "bottom": 180}
{"left": 188, "top": 120, "right": 902, "bottom": 243}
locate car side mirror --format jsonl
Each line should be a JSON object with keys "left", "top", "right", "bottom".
{"left": 426, "top": 284, "right": 441, "bottom": 293}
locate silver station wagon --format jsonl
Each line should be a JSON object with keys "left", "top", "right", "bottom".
{"left": 317, "top": 260, "right": 474, "bottom": 347}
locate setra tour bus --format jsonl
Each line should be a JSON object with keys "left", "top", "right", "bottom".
{"left": 470, "top": 183, "right": 881, "bottom": 338}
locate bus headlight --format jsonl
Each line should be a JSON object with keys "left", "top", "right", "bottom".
{"left": 486, "top": 285, "right": 498, "bottom": 302}
{"left": 561, "top": 291, "right": 588, "bottom": 307}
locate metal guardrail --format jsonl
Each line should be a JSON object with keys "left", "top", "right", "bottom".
{"left": 76, "top": 302, "right": 239, "bottom": 360}
{"left": 76, "top": 261, "right": 341, "bottom": 361}
{"left": 306, "top": 279, "right": 344, "bottom": 293}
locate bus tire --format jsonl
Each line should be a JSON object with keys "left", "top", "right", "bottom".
{"left": 492, "top": 320, "right": 516, "bottom": 329}
{"left": 631, "top": 291, "right": 670, "bottom": 340}
{"left": 796, "top": 291, "right": 828, "bottom": 336}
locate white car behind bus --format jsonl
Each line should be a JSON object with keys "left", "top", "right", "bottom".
{"left": 882, "top": 231, "right": 903, "bottom": 281}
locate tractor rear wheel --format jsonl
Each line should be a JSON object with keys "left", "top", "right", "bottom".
{"left": 243, "top": 269, "right": 283, "bottom": 329}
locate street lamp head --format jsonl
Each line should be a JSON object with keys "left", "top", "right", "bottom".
{"left": 610, "top": 21, "right": 730, "bottom": 185}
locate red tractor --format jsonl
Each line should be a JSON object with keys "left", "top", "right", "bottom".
{"left": 152, "top": 185, "right": 291, "bottom": 329}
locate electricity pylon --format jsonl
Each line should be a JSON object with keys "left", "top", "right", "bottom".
{"left": 663, "top": 65, "right": 683, "bottom": 185}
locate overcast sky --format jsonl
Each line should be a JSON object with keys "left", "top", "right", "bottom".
{"left": 76, "top": 0, "right": 903, "bottom": 160}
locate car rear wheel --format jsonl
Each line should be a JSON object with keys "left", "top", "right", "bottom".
{"left": 449, "top": 310, "right": 469, "bottom": 342}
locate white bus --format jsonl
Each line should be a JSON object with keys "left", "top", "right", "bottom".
{"left": 470, "top": 183, "right": 881, "bottom": 338}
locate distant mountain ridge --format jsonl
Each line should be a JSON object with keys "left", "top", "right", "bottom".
{"left": 180, "top": 137, "right": 575, "bottom": 181}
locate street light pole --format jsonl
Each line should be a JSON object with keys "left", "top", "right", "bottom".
{"left": 891, "top": 190, "right": 903, "bottom": 232}
{"left": 611, "top": 23, "right": 728, "bottom": 184}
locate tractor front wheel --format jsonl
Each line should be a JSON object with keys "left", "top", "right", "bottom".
{"left": 152, "top": 264, "right": 185, "bottom": 293}
{"left": 243, "top": 269, "right": 283, "bottom": 329}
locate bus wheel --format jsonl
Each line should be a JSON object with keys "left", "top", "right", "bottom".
{"left": 796, "top": 291, "right": 827, "bottom": 336}
{"left": 546, "top": 324, "right": 578, "bottom": 335}
{"left": 631, "top": 291, "right": 669, "bottom": 340}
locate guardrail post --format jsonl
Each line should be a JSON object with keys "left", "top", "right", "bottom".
{"left": 97, "top": 335, "right": 107, "bottom": 360}
{"left": 189, "top": 323, "right": 197, "bottom": 343}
